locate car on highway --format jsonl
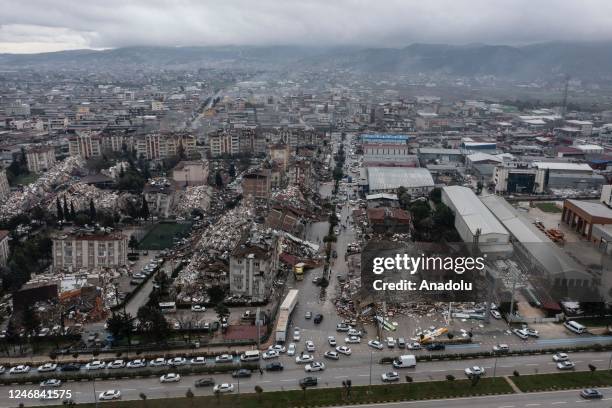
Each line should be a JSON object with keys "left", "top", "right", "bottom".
{"left": 305, "top": 340, "right": 316, "bottom": 352}
{"left": 194, "top": 378, "right": 215, "bottom": 387}
{"left": 37, "top": 363, "right": 58, "bottom": 372}
{"left": 287, "top": 343, "right": 297, "bottom": 356}
{"left": 215, "top": 354, "right": 233, "bottom": 363}
{"left": 167, "top": 357, "right": 187, "bottom": 366}
{"left": 85, "top": 360, "right": 106, "bottom": 370}
{"left": 232, "top": 369, "right": 252, "bottom": 378}
{"left": 190, "top": 356, "right": 207, "bottom": 365}
{"left": 293, "top": 327, "right": 301, "bottom": 341}
{"left": 490, "top": 310, "right": 502, "bottom": 319}
{"left": 580, "top": 388, "right": 603, "bottom": 399}
{"left": 336, "top": 346, "right": 352, "bottom": 355}
{"left": 553, "top": 353, "right": 569, "bottom": 362}
{"left": 305, "top": 311, "right": 312, "bottom": 319}
{"left": 324, "top": 351, "right": 340, "bottom": 360}
{"left": 213, "top": 383, "right": 234, "bottom": 394}
{"left": 9, "top": 364, "right": 30, "bottom": 374}
{"left": 381, "top": 371, "right": 400, "bottom": 382}
{"left": 60, "top": 364, "right": 80, "bottom": 372}
{"left": 160, "top": 373, "right": 181, "bottom": 383}
{"left": 40, "top": 379, "right": 62, "bottom": 388}
{"left": 314, "top": 314, "right": 323, "bottom": 324}
{"left": 328, "top": 336, "right": 337, "bottom": 346}
{"left": 149, "top": 357, "right": 167, "bottom": 367}
{"left": 557, "top": 361, "right": 575, "bottom": 370}
{"left": 299, "top": 377, "right": 318, "bottom": 387}
{"left": 512, "top": 328, "right": 529, "bottom": 340}
{"left": 99, "top": 390, "right": 121, "bottom": 401}
{"left": 426, "top": 343, "right": 445, "bottom": 351}
{"left": 107, "top": 359, "right": 126, "bottom": 369}
{"left": 386, "top": 337, "right": 396, "bottom": 348}
{"left": 265, "top": 362, "right": 284, "bottom": 371}
{"left": 407, "top": 342, "right": 422, "bottom": 350}
{"left": 268, "top": 344, "right": 286, "bottom": 353}
{"left": 493, "top": 344, "right": 509, "bottom": 353}
{"left": 296, "top": 354, "right": 314, "bottom": 364}
{"left": 127, "top": 359, "right": 146, "bottom": 368}
{"left": 262, "top": 350, "right": 280, "bottom": 360}
{"left": 345, "top": 336, "right": 361, "bottom": 344}
{"left": 368, "top": 340, "right": 383, "bottom": 350}
{"left": 305, "top": 362, "right": 325, "bottom": 372}
{"left": 464, "top": 366, "right": 485, "bottom": 378}
{"left": 336, "top": 323, "right": 351, "bottom": 332}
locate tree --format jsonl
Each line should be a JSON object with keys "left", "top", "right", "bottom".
{"left": 140, "top": 196, "right": 150, "bottom": 220}
{"left": 215, "top": 303, "right": 230, "bottom": 322}
{"left": 254, "top": 385, "right": 263, "bottom": 401}
{"left": 589, "top": 364, "right": 597, "bottom": 377}
{"left": 89, "top": 198, "right": 97, "bottom": 222}
{"left": 185, "top": 388, "right": 194, "bottom": 407}
{"left": 56, "top": 197, "right": 64, "bottom": 220}
{"left": 139, "top": 392, "right": 147, "bottom": 407}
{"left": 207, "top": 286, "right": 225, "bottom": 305}
{"left": 106, "top": 312, "right": 134, "bottom": 340}
{"left": 74, "top": 213, "right": 89, "bottom": 227}
{"left": 429, "top": 187, "right": 442, "bottom": 204}
{"left": 69, "top": 201, "right": 76, "bottom": 221}
{"left": 446, "top": 374, "right": 455, "bottom": 381}
{"left": 397, "top": 186, "right": 412, "bottom": 210}
{"left": 128, "top": 235, "right": 139, "bottom": 251}
{"left": 22, "top": 305, "right": 40, "bottom": 335}
{"left": 63, "top": 195, "right": 68, "bottom": 220}
{"left": 433, "top": 203, "right": 454, "bottom": 228}
{"left": 215, "top": 171, "right": 223, "bottom": 188}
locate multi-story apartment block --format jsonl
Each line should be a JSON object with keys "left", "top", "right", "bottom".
{"left": 68, "top": 132, "right": 102, "bottom": 159}
{"left": 242, "top": 170, "right": 271, "bottom": 199}
{"left": 25, "top": 145, "right": 56, "bottom": 173}
{"left": 52, "top": 231, "right": 128, "bottom": 271}
{"left": 0, "top": 230, "right": 10, "bottom": 266}
{"left": 172, "top": 160, "right": 209, "bottom": 186}
{"left": 0, "top": 169, "right": 10, "bottom": 201}
{"left": 135, "top": 133, "right": 196, "bottom": 160}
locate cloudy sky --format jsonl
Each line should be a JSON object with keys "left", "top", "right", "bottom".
{"left": 1, "top": 0, "right": 612, "bottom": 53}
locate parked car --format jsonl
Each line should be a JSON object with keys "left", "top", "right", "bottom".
{"left": 314, "top": 314, "right": 323, "bottom": 324}
{"left": 397, "top": 338, "right": 406, "bottom": 348}
{"left": 336, "top": 346, "right": 352, "bottom": 355}
{"left": 336, "top": 323, "right": 351, "bottom": 332}
{"left": 512, "top": 328, "right": 529, "bottom": 340}
{"left": 60, "top": 364, "right": 80, "bottom": 372}
{"left": 37, "top": 363, "right": 57, "bottom": 373}
{"left": 386, "top": 337, "right": 396, "bottom": 348}
{"left": 149, "top": 358, "right": 167, "bottom": 367}
{"left": 265, "top": 362, "right": 284, "bottom": 371}
{"left": 287, "top": 343, "right": 297, "bottom": 356}
{"left": 293, "top": 327, "right": 301, "bottom": 341}
{"left": 305, "top": 311, "right": 312, "bottom": 319}
{"left": 127, "top": 359, "right": 146, "bottom": 368}
{"left": 107, "top": 360, "right": 126, "bottom": 369}
{"left": 345, "top": 336, "right": 361, "bottom": 344}
{"left": 407, "top": 342, "right": 422, "bottom": 350}
{"left": 426, "top": 343, "right": 445, "bottom": 351}
{"left": 305, "top": 362, "right": 325, "bottom": 372}
{"left": 215, "top": 354, "right": 233, "bottom": 363}
{"left": 295, "top": 354, "right": 314, "bottom": 364}
{"left": 262, "top": 350, "right": 280, "bottom": 360}
{"left": 40, "top": 379, "right": 62, "bottom": 388}
{"left": 167, "top": 357, "right": 187, "bottom": 366}
{"left": 328, "top": 336, "right": 337, "bottom": 346}
{"left": 190, "top": 357, "right": 207, "bottom": 365}
{"left": 368, "top": 340, "right": 383, "bottom": 350}
{"left": 493, "top": 344, "right": 509, "bottom": 353}
{"left": 324, "top": 351, "right": 340, "bottom": 360}
{"left": 268, "top": 344, "right": 286, "bottom": 353}
{"left": 490, "top": 310, "right": 502, "bottom": 319}
{"left": 305, "top": 340, "right": 316, "bottom": 352}
{"left": 85, "top": 361, "right": 105, "bottom": 370}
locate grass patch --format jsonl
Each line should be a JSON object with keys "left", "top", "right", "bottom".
{"left": 13, "top": 172, "right": 39, "bottom": 186}
{"left": 535, "top": 202, "right": 561, "bottom": 213}
{"left": 139, "top": 222, "right": 192, "bottom": 250}
{"left": 47, "top": 378, "right": 513, "bottom": 407}
{"left": 513, "top": 370, "right": 612, "bottom": 392}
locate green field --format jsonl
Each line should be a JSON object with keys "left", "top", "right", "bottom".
{"left": 46, "top": 378, "right": 513, "bottom": 408}
{"left": 512, "top": 370, "right": 612, "bottom": 392}
{"left": 138, "top": 222, "right": 192, "bottom": 250}
{"left": 535, "top": 202, "right": 562, "bottom": 213}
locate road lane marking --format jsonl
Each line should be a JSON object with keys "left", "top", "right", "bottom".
{"left": 550, "top": 402, "right": 567, "bottom": 405}
{"left": 498, "top": 406, "right": 515, "bottom": 408}
{"left": 280, "top": 379, "right": 296, "bottom": 382}
{"left": 525, "top": 404, "right": 540, "bottom": 407}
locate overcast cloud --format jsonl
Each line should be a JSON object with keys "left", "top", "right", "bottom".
{"left": 1, "top": 0, "right": 612, "bottom": 53}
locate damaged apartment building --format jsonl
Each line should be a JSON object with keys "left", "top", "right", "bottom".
{"left": 229, "top": 229, "right": 281, "bottom": 303}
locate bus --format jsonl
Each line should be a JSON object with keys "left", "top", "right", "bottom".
{"left": 240, "top": 350, "right": 260, "bottom": 362}
{"left": 159, "top": 302, "right": 177, "bottom": 314}
{"left": 564, "top": 320, "right": 586, "bottom": 334}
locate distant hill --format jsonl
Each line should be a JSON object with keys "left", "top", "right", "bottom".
{"left": 2, "top": 42, "right": 612, "bottom": 81}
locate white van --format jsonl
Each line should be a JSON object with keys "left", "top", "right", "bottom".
{"left": 392, "top": 354, "right": 416, "bottom": 368}
{"left": 564, "top": 320, "right": 586, "bottom": 334}
{"left": 240, "top": 350, "right": 261, "bottom": 362}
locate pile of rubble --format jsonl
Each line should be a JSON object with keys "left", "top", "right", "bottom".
{"left": 52, "top": 182, "right": 125, "bottom": 213}
{"left": 0, "top": 156, "right": 85, "bottom": 220}
{"left": 272, "top": 185, "right": 313, "bottom": 212}
{"left": 174, "top": 185, "right": 213, "bottom": 215}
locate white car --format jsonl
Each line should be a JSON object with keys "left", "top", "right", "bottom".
{"left": 10, "top": 365, "right": 30, "bottom": 374}
{"left": 191, "top": 305, "right": 205, "bottom": 312}
{"left": 407, "top": 342, "right": 422, "bottom": 350}
{"left": 0, "top": 365, "right": 4, "bottom": 374}
{"left": 293, "top": 328, "right": 301, "bottom": 342}
{"left": 328, "top": 336, "right": 337, "bottom": 346}
{"left": 295, "top": 354, "right": 314, "bottom": 364}
{"left": 513, "top": 328, "right": 529, "bottom": 340}
{"left": 493, "top": 344, "right": 509, "bottom": 353}
{"left": 305, "top": 362, "right": 326, "bottom": 372}
{"left": 324, "top": 351, "right": 340, "bottom": 360}
{"left": 160, "top": 373, "right": 181, "bottom": 383}
{"left": 127, "top": 359, "right": 146, "bottom": 368}
{"left": 107, "top": 360, "right": 126, "bottom": 369}
{"left": 386, "top": 337, "right": 396, "bottom": 348}
{"left": 305, "top": 340, "right": 316, "bottom": 352}
{"left": 490, "top": 310, "right": 502, "bottom": 319}
{"left": 368, "top": 340, "right": 383, "bottom": 350}
{"left": 149, "top": 357, "right": 167, "bottom": 367}
{"left": 464, "top": 366, "right": 485, "bottom": 377}
{"left": 190, "top": 356, "right": 207, "bottom": 365}
{"left": 336, "top": 346, "right": 352, "bottom": 355}
{"left": 99, "top": 390, "right": 122, "bottom": 401}
{"left": 287, "top": 343, "right": 297, "bottom": 356}
{"left": 213, "top": 383, "right": 234, "bottom": 393}
{"left": 262, "top": 350, "right": 280, "bottom": 360}
{"left": 85, "top": 361, "right": 106, "bottom": 370}
{"left": 553, "top": 353, "right": 569, "bottom": 362}
{"left": 215, "top": 354, "right": 233, "bottom": 363}
{"left": 40, "top": 379, "right": 62, "bottom": 388}
{"left": 268, "top": 344, "right": 286, "bottom": 353}
{"left": 345, "top": 336, "right": 361, "bottom": 344}
{"left": 347, "top": 329, "right": 362, "bottom": 337}
{"left": 37, "top": 363, "right": 58, "bottom": 372}
{"left": 525, "top": 328, "right": 539, "bottom": 338}
{"left": 167, "top": 357, "right": 187, "bottom": 366}
{"left": 557, "top": 361, "right": 575, "bottom": 370}
{"left": 381, "top": 371, "right": 400, "bottom": 382}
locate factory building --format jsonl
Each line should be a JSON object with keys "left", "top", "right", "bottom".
{"left": 365, "top": 167, "right": 434, "bottom": 196}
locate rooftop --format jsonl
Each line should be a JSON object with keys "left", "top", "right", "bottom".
{"left": 367, "top": 167, "right": 434, "bottom": 191}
